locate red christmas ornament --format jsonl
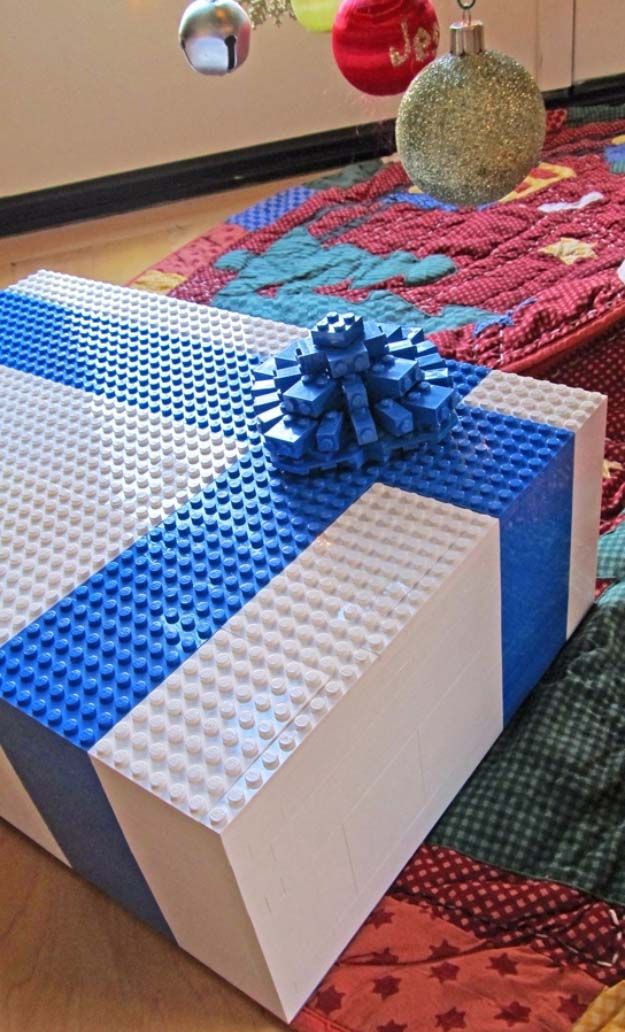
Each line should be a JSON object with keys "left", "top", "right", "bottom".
{"left": 332, "top": 0, "right": 439, "bottom": 96}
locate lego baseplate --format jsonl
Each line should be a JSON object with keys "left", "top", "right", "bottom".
{"left": 0, "top": 272, "right": 606, "bottom": 1021}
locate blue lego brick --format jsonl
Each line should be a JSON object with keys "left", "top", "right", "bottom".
{"left": 388, "top": 339, "right": 418, "bottom": 359}
{"left": 414, "top": 339, "right": 438, "bottom": 357}
{"left": 226, "top": 185, "right": 316, "bottom": 231}
{"left": 380, "top": 403, "right": 573, "bottom": 719}
{"left": 362, "top": 321, "right": 389, "bottom": 360}
{"left": 274, "top": 340, "right": 314, "bottom": 369}
{"left": 256, "top": 405, "right": 283, "bottom": 432}
{"left": 252, "top": 357, "right": 278, "bottom": 381}
{"left": 384, "top": 324, "right": 424, "bottom": 344}
{"left": 274, "top": 366, "right": 301, "bottom": 393}
{"left": 251, "top": 377, "right": 278, "bottom": 396}
{"left": 282, "top": 377, "right": 340, "bottom": 419}
{"left": 316, "top": 409, "right": 344, "bottom": 452}
{"left": 365, "top": 356, "right": 423, "bottom": 400}
{"left": 341, "top": 373, "right": 369, "bottom": 413}
{"left": 0, "top": 701, "right": 174, "bottom": 938}
{"left": 325, "top": 340, "right": 370, "bottom": 379}
{"left": 374, "top": 398, "right": 414, "bottom": 437}
{"left": 422, "top": 367, "right": 453, "bottom": 387}
{"left": 404, "top": 384, "right": 458, "bottom": 431}
{"left": 264, "top": 414, "right": 318, "bottom": 459}
{"left": 253, "top": 390, "right": 282, "bottom": 414}
{"left": 418, "top": 352, "right": 447, "bottom": 373}
{"left": 297, "top": 349, "right": 328, "bottom": 378}
{"left": 311, "top": 312, "right": 364, "bottom": 349}
{"left": 349, "top": 406, "right": 378, "bottom": 446}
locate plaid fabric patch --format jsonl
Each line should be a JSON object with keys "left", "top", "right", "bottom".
{"left": 429, "top": 547, "right": 625, "bottom": 905}
{"left": 598, "top": 520, "right": 625, "bottom": 581}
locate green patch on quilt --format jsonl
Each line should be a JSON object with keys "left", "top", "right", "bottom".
{"left": 429, "top": 523, "right": 625, "bottom": 905}
{"left": 214, "top": 227, "right": 498, "bottom": 330}
{"left": 306, "top": 160, "right": 386, "bottom": 190}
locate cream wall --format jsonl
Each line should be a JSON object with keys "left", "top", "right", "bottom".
{"left": 574, "top": 0, "right": 625, "bottom": 82}
{"left": 2, "top": 0, "right": 574, "bottom": 198}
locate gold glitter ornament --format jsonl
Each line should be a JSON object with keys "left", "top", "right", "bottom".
{"left": 396, "top": 15, "right": 546, "bottom": 207}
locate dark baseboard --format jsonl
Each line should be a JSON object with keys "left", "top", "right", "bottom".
{"left": 571, "top": 72, "right": 625, "bottom": 104}
{"left": 0, "top": 120, "right": 395, "bottom": 238}
{"left": 3, "top": 72, "right": 625, "bottom": 239}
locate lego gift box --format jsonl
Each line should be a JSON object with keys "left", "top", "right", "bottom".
{"left": 0, "top": 271, "right": 606, "bottom": 1021}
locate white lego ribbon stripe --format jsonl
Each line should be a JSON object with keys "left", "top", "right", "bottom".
{"left": 0, "top": 746, "right": 69, "bottom": 865}
{"left": 0, "top": 364, "right": 245, "bottom": 645}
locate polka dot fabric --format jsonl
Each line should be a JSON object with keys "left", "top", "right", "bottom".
{"left": 540, "top": 322, "right": 625, "bottom": 533}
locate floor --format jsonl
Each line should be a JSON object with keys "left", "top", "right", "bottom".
{"left": 0, "top": 173, "right": 308, "bottom": 291}
{"left": 0, "top": 176, "right": 311, "bottom": 1032}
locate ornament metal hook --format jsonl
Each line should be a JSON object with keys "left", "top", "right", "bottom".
{"left": 456, "top": 0, "right": 477, "bottom": 24}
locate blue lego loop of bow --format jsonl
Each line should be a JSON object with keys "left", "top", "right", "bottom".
{"left": 251, "top": 312, "right": 460, "bottom": 475}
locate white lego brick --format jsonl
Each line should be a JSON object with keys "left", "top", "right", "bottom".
{"left": 91, "top": 627, "right": 345, "bottom": 823}
{"left": 92, "top": 755, "right": 285, "bottom": 1019}
{"left": 9, "top": 270, "right": 306, "bottom": 358}
{"left": 220, "top": 507, "right": 501, "bottom": 1014}
{"left": 92, "top": 485, "right": 502, "bottom": 1021}
{"left": 0, "top": 365, "right": 243, "bottom": 644}
{"left": 418, "top": 646, "right": 503, "bottom": 797}
{"left": 0, "top": 746, "right": 69, "bottom": 865}
{"left": 466, "top": 369, "right": 607, "bottom": 635}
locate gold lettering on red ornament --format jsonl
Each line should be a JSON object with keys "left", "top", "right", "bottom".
{"left": 389, "top": 20, "right": 435, "bottom": 68}
{"left": 413, "top": 26, "right": 431, "bottom": 62}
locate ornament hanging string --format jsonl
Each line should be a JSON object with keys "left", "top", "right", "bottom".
{"left": 456, "top": 0, "right": 476, "bottom": 26}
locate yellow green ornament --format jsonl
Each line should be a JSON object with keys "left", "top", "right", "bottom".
{"left": 291, "top": 0, "right": 341, "bottom": 33}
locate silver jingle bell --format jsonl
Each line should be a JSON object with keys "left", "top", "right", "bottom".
{"left": 179, "top": 0, "right": 251, "bottom": 75}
